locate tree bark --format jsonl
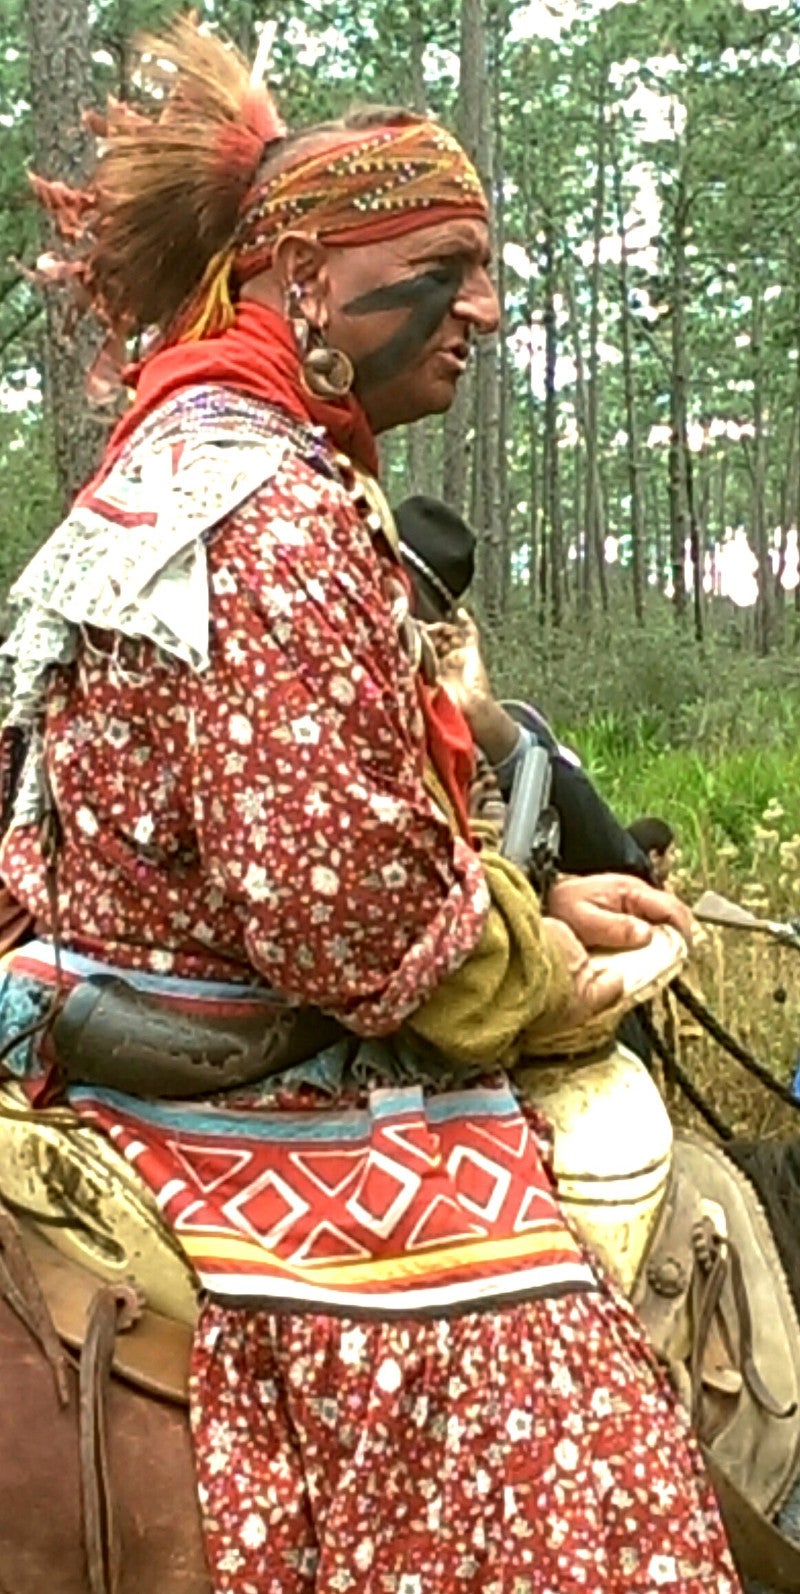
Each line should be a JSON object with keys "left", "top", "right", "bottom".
{"left": 715, "top": 452, "right": 729, "bottom": 549}
{"left": 776, "top": 338, "right": 800, "bottom": 628}
{"left": 442, "top": 0, "right": 485, "bottom": 515}
{"left": 542, "top": 217, "right": 563, "bottom": 628}
{"left": 612, "top": 139, "right": 645, "bottom": 625}
{"left": 405, "top": 0, "right": 438, "bottom": 497}
{"left": 684, "top": 439, "right": 704, "bottom": 643}
{"left": 562, "top": 268, "right": 590, "bottom": 609}
{"left": 581, "top": 37, "right": 608, "bottom": 616}
{"left": 751, "top": 282, "right": 771, "bottom": 655}
{"left": 667, "top": 166, "right": 690, "bottom": 621}
{"left": 27, "top": 0, "right": 104, "bottom": 510}
{"left": 650, "top": 476, "right": 664, "bottom": 591}
{"left": 493, "top": 0, "right": 511, "bottom": 619}
{"left": 467, "top": 0, "right": 503, "bottom": 626}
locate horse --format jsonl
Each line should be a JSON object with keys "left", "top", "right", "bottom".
{"left": 3, "top": 924, "right": 800, "bottom": 1592}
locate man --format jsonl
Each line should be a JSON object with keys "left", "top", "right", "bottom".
{"left": 395, "top": 493, "right": 653, "bottom": 882}
{"left": 0, "top": 24, "right": 736, "bottom": 1593}
{"left": 628, "top": 815, "right": 677, "bottom": 888}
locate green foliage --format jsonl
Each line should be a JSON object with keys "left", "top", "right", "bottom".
{"left": 0, "top": 407, "right": 59, "bottom": 607}
{"left": 480, "top": 582, "right": 800, "bottom": 885}
{"left": 573, "top": 733, "right": 800, "bottom": 878}
{"left": 6, "top": 0, "right": 800, "bottom": 629}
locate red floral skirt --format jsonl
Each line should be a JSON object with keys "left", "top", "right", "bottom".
{"left": 189, "top": 1283, "right": 740, "bottom": 1593}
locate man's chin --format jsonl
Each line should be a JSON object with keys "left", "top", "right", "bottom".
{"left": 406, "top": 376, "right": 460, "bottom": 422}
{"left": 364, "top": 375, "right": 459, "bottom": 433}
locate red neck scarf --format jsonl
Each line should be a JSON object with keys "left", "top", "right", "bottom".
{"left": 80, "top": 300, "right": 475, "bottom": 840}
{"left": 83, "top": 301, "right": 379, "bottom": 497}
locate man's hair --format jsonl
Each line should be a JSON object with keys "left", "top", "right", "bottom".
{"left": 627, "top": 816, "right": 674, "bottom": 856}
{"left": 29, "top": 19, "right": 425, "bottom": 345}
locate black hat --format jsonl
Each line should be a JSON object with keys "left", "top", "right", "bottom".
{"left": 394, "top": 495, "right": 476, "bottom": 619}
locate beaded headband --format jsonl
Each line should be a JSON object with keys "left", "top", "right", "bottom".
{"left": 178, "top": 118, "right": 487, "bottom": 342}
{"left": 236, "top": 120, "right": 487, "bottom": 272}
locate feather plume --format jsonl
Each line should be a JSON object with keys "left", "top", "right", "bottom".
{"left": 30, "top": 17, "right": 286, "bottom": 339}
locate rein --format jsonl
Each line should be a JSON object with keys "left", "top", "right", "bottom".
{"left": 638, "top": 976, "right": 800, "bottom": 1142}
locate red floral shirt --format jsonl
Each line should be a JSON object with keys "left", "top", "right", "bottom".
{"left": 1, "top": 439, "right": 488, "bottom": 1035}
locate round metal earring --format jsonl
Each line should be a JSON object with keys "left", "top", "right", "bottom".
{"left": 301, "top": 345, "right": 355, "bottom": 400}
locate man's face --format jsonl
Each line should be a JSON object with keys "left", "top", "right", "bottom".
{"left": 650, "top": 843, "right": 676, "bottom": 887}
{"left": 323, "top": 218, "right": 499, "bottom": 432}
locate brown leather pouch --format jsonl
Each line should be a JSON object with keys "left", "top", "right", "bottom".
{"left": 50, "top": 974, "right": 344, "bottom": 1098}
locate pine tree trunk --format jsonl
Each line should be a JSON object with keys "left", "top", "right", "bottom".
{"left": 27, "top": 0, "right": 103, "bottom": 510}
{"left": 562, "top": 268, "right": 591, "bottom": 611}
{"left": 715, "top": 453, "right": 728, "bottom": 548}
{"left": 650, "top": 476, "right": 664, "bottom": 592}
{"left": 667, "top": 169, "right": 690, "bottom": 622}
{"left": 581, "top": 35, "right": 608, "bottom": 616}
{"left": 525, "top": 304, "right": 540, "bottom": 604}
{"left": 442, "top": 0, "right": 485, "bottom": 515}
{"left": 405, "top": 425, "right": 435, "bottom": 495}
{"left": 468, "top": 0, "right": 503, "bottom": 627}
{"left": 613, "top": 141, "right": 645, "bottom": 625}
{"left": 751, "top": 283, "right": 771, "bottom": 655}
{"left": 542, "top": 218, "right": 562, "bottom": 628}
{"left": 405, "top": 0, "right": 438, "bottom": 497}
{"left": 493, "top": 2, "right": 510, "bottom": 619}
{"left": 684, "top": 440, "right": 704, "bottom": 643}
{"left": 776, "top": 347, "right": 800, "bottom": 630}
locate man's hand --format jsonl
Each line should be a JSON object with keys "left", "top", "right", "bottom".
{"left": 547, "top": 872, "right": 694, "bottom": 951}
{"left": 428, "top": 610, "right": 494, "bottom": 722}
{"left": 429, "top": 610, "right": 519, "bottom": 765}
{"left": 541, "top": 917, "right": 624, "bottom": 1031}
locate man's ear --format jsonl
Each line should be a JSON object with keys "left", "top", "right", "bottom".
{"left": 272, "top": 232, "right": 332, "bottom": 332}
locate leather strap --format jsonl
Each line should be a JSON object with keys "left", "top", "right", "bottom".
{"left": 729, "top": 1236, "right": 797, "bottom": 1419}
{"left": 51, "top": 975, "right": 344, "bottom": 1098}
{"left": 0, "top": 1200, "right": 70, "bottom": 1406}
{"left": 79, "top": 1286, "right": 143, "bottom": 1594}
{"left": 691, "top": 1235, "right": 729, "bottom": 1432}
{"left": 705, "top": 1449, "right": 800, "bottom": 1591}
{"left": 690, "top": 1219, "right": 795, "bottom": 1441}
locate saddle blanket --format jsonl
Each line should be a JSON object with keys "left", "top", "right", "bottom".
{"left": 0, "top": 940, "right": 597, "bottom": 1316}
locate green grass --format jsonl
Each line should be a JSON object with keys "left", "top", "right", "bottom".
{"left": 549, "top": 672, "right": 800, "bottom": 1134}
{"left": 482, "top": 597, "right": 800, "bottom": 887}
{"left": 556, "top": 731, "right": 800, "bottom": 886}
{"left": 480, "top": 603, "right": 800, "bottom": 1132}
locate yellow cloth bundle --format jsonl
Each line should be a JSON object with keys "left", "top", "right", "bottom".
{"left": 408, "top": 767, "right": 569, "bottom": 1069}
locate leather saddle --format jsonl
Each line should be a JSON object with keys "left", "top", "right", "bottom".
{"left": 9, "top": 1128, "right": 800, "bottom": 1594}
{"left": 0, "top": 1078, "right": 197, "bottom": 1323}
{"left": 633, "top": 1131, "right": 800, "bottom": 1591}
{"left": 0, "top": 1069, "right": 206, "bottom": 1593}
{"left": 0, "top": 1202, "right": 208, "bottom": 1594}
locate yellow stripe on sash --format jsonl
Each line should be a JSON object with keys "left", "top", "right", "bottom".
{"left": 179, "top": 1224, "right": 583, "bottom": 1284}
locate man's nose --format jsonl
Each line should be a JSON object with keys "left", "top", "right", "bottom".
{"left": 453, "top": 269, "right": 501, "bottom": 335}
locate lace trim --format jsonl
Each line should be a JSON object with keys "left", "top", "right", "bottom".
{"left": 1, "top": 388, "right": 334, "bottom": 826}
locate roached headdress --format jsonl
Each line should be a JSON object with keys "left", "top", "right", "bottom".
{"left": 31, "top": 18, "right": 487, "bottom": 368}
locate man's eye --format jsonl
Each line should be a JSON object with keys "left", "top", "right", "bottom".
{"left": 426, "top": 260, "right": 464, "bottom": 285}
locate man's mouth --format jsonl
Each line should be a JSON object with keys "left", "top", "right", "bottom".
{"left": 437, "top": 341, "right": 472, "bottom": 375}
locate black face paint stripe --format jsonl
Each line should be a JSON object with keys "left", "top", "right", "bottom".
{"left": 342, "top": 261, "right": 466, "bottom": 391}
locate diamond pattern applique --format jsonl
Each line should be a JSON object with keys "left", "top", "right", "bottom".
{"left": 222, "top": 1166, "right": 310, "bottom": 1248}
{"left": 346, "top": 1150, "right": 421, "bottom": 1239}
{"left": 447, "top": 1146, "right": 512, "bottom": 1225}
